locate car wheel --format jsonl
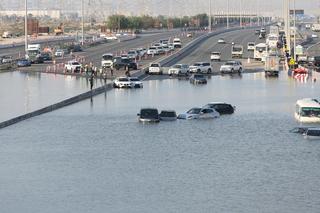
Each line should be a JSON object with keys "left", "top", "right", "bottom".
{"left": 207, "top": 68, "right": 212, "bottom": 74}
{"left": 238, "top": 67, "right": 242, "bottom": 73}
{"left": 231, "top": 69, "right": 234, "bottom": 73}
{"left": 197, "top": 69, "right": 201, "bottom": 73}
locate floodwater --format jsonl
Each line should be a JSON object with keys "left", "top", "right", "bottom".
{"left": 0, "top": 71, "right": 105, "bottom": 122}
{"left": 1, "top": 70, "right": 320, "bottom": 213}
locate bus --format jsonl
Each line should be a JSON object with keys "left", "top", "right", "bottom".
{"left": 295, "top": 99, "right": 320, "bottom": 123}
{"left": 254, "top": 43, "right": 268, "bottom": 61}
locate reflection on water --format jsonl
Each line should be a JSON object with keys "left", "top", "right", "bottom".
{"left": 0, "top": 71, "right": 106, "bottom": 122}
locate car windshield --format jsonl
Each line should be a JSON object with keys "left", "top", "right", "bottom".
{"left": 128, "top": 51, "right": 135, "bottom": 54}
{"left": 225, "top": 62, "right": 235, "bottom": 65}
{"left": 173, "top": 65, "right": 182, "bottom": 68}
{"left": 194, "top": 74, "right": 204, "bottom": 78}
{"left": 306, "top": 129, "right": 320, "bottom": 136}
{"left": 149, "top": 47, "right": 156, "bottom": 50}
{"left": 248, "top": 43, "right": 255, "bottom": 46}
{"left": 72, "top": 62, "right": 80, "bottom": 65}
{"left": 211, "top": 52, "right": 220, "bottom": 55}
{"left": 160, "top": 111, "right": 176, "bottom": 117}
{"left": 301, "top": 107, "right": 320, "bottom": 117}
{"left": 256, "top": 47, "right": 266, "bottom": 51}
{"left": 187, "top": 108, "right": 201, "bottom": 114}
{"left": 130, "top": 78, "right": 139, "bottom": 81}
{"left": 233, "top": 47, "right": 242, "bottom": 51}
{"left": 140, "top": 109, "right": 158, "bottom": 119}
{"left": 151, "top": 64, "right": 159, "bottom": 67}
{"left": 193, "top": 63, "right": 201, "bottom": 66}
{"left": 118, "top": 78, "right": 129, "bottom": 82}
{"left": 102, "top": 55, "right": 113, "bottom": 60}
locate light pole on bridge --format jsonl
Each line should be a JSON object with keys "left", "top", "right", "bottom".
{"left": 227, "top": 0, "right": 229, "bottom": 29}
{"left": 24, "top": 0, "right": 28, "bottom": 58}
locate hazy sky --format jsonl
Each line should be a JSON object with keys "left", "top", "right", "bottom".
{"left": 0, "top": 0, "right": 319, "bottom": 17}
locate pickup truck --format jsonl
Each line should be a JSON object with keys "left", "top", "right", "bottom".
{"left": 65, "top": 60, "right": 82, "bottom": 73}
{"left": 189, "top": 62, "right": 212, "bottom": 74}
{"left": 113, "top": 57, "right": 138, "bottom": 71}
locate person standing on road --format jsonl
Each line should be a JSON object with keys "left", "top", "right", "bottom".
{"left": 89, "top": 75, "right": 94, "bottom": 90}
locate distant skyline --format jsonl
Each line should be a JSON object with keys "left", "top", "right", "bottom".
{"left": 0, "top": 0, "right": 319, "bottom": 17}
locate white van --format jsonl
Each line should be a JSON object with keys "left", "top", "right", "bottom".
{"left": 231, "top": 45, "right": 243, "bottom": 58}
{"left": 254, "top": 43, "right": 268, "bottom": 61}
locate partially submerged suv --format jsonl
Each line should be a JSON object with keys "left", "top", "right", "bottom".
{"left": 148, "top": 63, "right": 162, "bottom": 75}
{"left": 113, "top": 57, "right": 137, "bottom": 71}
{"left": 137, "top": 108, "right": 160, "bottom": 123}
{"left": 203, "top": 102, "right": 235, "bottom": 114}
{"left": 220, "top": 61, "right": 243, "bottom": 74}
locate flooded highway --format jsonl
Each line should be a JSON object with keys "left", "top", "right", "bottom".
{"left": 1, "top": 70, "right": 320, "bottom": 213}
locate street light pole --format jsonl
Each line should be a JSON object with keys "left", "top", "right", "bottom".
{"left": 209, "top": 0, "right": 212, "bottom": 31}
{"left": 81, "top": 0, "right": 84, "bottom": 45}
{"left": 227, "top": 0, "right": 229, "bottom": 29}
{"left": 240, "top": 0, "right": 242, "bottom": 27}
{"left": 25, "top": 0, "right": 28, "bottom": 57}
{"left": 293, "top": 0, "right": 296, "bottom": 61}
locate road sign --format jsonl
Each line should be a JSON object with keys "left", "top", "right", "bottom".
{"left": 289, "top": 58, "right": 296, "bottom": 65}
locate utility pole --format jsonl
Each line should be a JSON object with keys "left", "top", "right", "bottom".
{"left": 240, "top": 0, "right": 242, "bottom": 27}
{"left": 227, "top": 0, "right": 229, "bottom": 29}
{"left": 81, "top": 0, "right": 84, "bottom": 45}
{"left": 257, "top": 0, "right": 260, "bottom": 26}
{"left": 209, "top": 0, "right": 212, "bottom": 31}
{"left": 293, "top": 0, "right": 296, "bottom": 61}
{"left": 25, "top": 0, "right": 28, "bottom": 57}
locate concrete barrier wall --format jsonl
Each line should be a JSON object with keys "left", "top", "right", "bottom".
{"left": 0, "top": 83, "right": 113, "bottom": 129}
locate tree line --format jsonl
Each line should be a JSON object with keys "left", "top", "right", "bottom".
{"left": 105, "top": 14, "right": 210, "bottom": 32}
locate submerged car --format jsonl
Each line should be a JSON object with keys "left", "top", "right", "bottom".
{"left": 137, "top": 108, "right": 160, "bottom": 122}
{"left": 290, "top": 127, "right": 320, "bottom": 140}
{"left": 178, "top": 108, "right": 220, "bottom": 120}
{"left": 159, "top": 110, "right": 177, "bottom": 121}
{"left": 113, "top": 77, "right": 133, "bottom": 88}
{"left": 190, "top": 74, "right": 207, "bottom": 84}
{"left": 203, "top": 102, "right": 235, "bottom": 114}
{"left": 129, "top": 77, "right": 143, "bottom": 88}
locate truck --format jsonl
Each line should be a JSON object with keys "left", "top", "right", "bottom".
{"left": 231, "top": 45, "right": 243, "bottom": 58}
{"left": 312, "top": 24, "right": 320, "bottom": 32}
{"left": 27, "top": 44, "right": 42, "bottom": 63}
{"left": 264, "top": 55, "right": 280, "bottom": 76}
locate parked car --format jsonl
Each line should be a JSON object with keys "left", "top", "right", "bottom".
{"left": 136, "top": 48, "right": 147, "bottom": 57}
{"left": 147, "top": 47, "right": 158, "bottom": 55}
{"left": 189, "top": 62, "right": 212, "bottom": 74}
{"left": 159, "top": 110, "right": 177, "bottom": 121}
{"left": 64, "top": 60, "right": 82, "bottom": 72}
{"left": 255, "top": 29, "right": 260, "bottom": 35}
{"left": 54, "top": 49, "right": 64, "bottom": 57}
{"left": 178, "top": 107, "right": 220, "bottom": 120}
{"left": 129, "top": 77, "right": 143, "bottom": 88}
{"left": 313, "top": 56, "right": 320, "bottom": 68}
{"left": 127, "top": 50, "right": 139, "bottom": 59}
{"left": 190, "top": 74, "right": 207, "bottom": 84}
{"left": 168, "top": 64, "right": 189, "bottom": 76}
{"left": 203, "top": 102, "right": 235, "bottom": 114}
{"left": 220, "top": 61, "right": 243, "bottom": 74}
{"left": 1, "top": 56, "right": 13, "bottom": 64}
{"left": 113, "top": 77, "right": 133, "bottom": 88}
{"left": 137, "top": 108, "right": 160, "bottom": 122}
{"left": 247, "top": 42, "right": 255, "bottom": 51}
{"left": 68, "top": 44, "right": 82, "bottom": 52}
{"left": 311, "top": 34, "right": 318, "bottom": 38}
{"left": 187, "top": 32, "right": 193, "bottom": 38}
{"left": 16, "top": 59, "right": 31, "bottom": 67}
{"left": 157, "top": 46, "right": 165, "bottom": 54}
{"left": 40, "top": 52, "right": 52, "bottom": 61}
{"left": 218, "top": 38, "right": 225, "bottom": 44}
{"left": 173, "top": 38, "right": 182, "bottom": 48}
{"left": 210, "top": 52, "right": 221, "bottom": 61}
{"left": 148, "top": 63, "right": 162, "bottom": 75}
{"left": 113, "top": 57, "right": 138, "bottom": 71}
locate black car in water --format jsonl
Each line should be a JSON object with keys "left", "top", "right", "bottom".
{"left": 190, "top": 74, "right": 207, "bottom": 84}
{"left": 113, "top": 57, "right": 138, "bottom": 71}
{"left": 137, "top": 108, "right": 160, "bottom": 123}
{"left": 203, "top": 102, "right": 235, "bottom": 114}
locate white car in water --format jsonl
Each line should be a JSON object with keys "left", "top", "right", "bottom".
{"left": 168, "top": 64, "right": 189, "bottom": 76}
{"left": 218, "top": 38, "right": 225, "bottom": 44}
{"left": 64, "top": 60, "right": 82, "bottom": 73}
{"left": 220, "top": 61, "right": 243, "bottom": 74}
{"left": 129, "top": 77, "right": 143, "bottom": 88}
{"left": 178, "top": 107, "right": 220, "bottom": 120}
{"left": 113, "top": 77, "right": 133, "bottom": 88}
